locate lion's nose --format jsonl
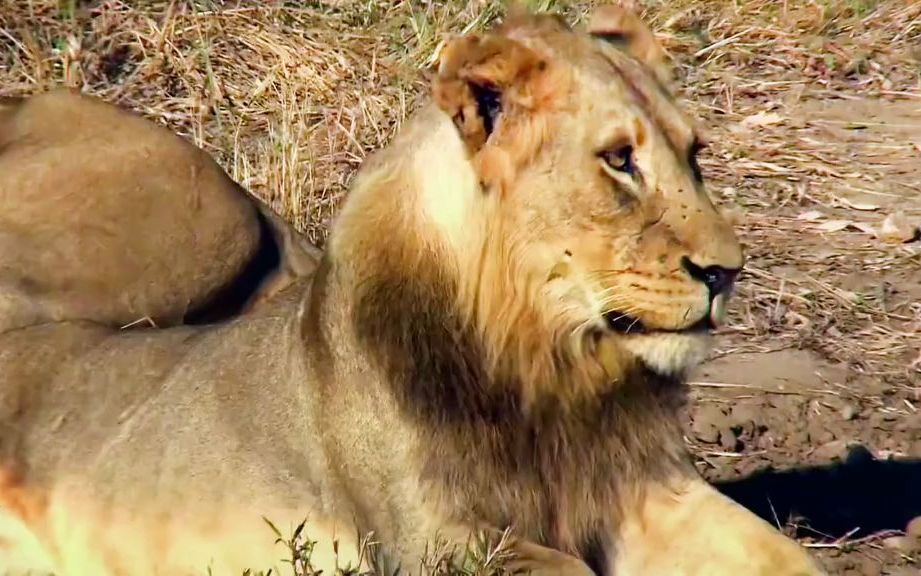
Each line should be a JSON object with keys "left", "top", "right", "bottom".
{"left": 682, "top": 257, "right": 740, "bottom": 299}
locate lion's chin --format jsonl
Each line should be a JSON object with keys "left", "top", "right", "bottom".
{"left": 621, "top": 331, "right": 712, "bottom": 377}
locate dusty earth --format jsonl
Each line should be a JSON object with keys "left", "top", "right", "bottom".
{"left": 685, "top": 97, "right": 921, "bottom": 575}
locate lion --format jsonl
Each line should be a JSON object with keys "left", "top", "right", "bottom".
{"left": 0, "top": 5, "right": 826, "bottom": 576}
{"left": 0, "top": 88, "right": 320, "bottom": 334}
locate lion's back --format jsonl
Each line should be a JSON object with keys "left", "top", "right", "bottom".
{"left": 0, "top": 307, "right": 319, "bottom": 499}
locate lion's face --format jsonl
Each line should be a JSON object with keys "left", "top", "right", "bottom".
{"left": 435, "top": 9, "right": 744, "bottom": 379}
{"left": 510, "top": 42, "right": 743, "bottom": 377}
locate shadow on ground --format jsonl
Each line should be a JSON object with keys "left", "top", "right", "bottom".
{"left": 715, "top": 446, "right": 921, "bottom": 539}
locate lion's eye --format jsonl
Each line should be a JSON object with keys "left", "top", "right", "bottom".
{"left": 600, "top": 145, "right": 635, "bottom": 176}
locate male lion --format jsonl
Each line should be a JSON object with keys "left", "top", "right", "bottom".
{"left": 0, "top": 5, "right": 825, "bottom": 576}
{"left": 0, "top": 88, "right": 320, "bottom": 333}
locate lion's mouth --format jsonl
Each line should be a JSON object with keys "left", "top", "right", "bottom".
{"left": 603, "top": 310, "right": 712, "bottom": 335}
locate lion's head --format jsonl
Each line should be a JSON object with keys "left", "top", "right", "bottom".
{"left": 334, "top": 4, "right": 744, "bottom": 412}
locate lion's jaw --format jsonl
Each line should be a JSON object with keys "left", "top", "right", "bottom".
{"left": 619, "top": 332, "right": 712, "bottom": 377}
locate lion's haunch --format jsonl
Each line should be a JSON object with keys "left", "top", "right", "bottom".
{"left": 0, "top": 89, "right": 319, "bottom": 334}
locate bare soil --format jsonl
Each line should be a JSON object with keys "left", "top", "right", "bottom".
{"left": 687, "top": 97, "right": 921, "bottom": 575}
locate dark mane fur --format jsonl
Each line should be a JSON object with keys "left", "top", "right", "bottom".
{"left": 352, "top": 247, "right": 694, "bottom": 566}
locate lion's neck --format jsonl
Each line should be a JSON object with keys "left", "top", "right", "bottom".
{"left": 336, "top": 241, "right": 690, "bottom": 552}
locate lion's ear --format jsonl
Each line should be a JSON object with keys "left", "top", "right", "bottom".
{"left": 587, "top": 3, "right": 674, "bottom": 87}
{"left": 432, "top": 33, "right": 547, "bottom": 153}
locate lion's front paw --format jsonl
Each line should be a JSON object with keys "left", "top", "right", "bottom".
{"left": 506, "top": 554, "right": 596, "bottom": 576}
{"left": 500, "top": 537, "right": 596, "bottom": 576}
{"left": 612, "top": 479, "right": 826, "bottom": 576}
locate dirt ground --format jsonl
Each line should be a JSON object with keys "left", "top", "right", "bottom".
{"left": 687, "top": 96, "right": 921, "bottom": 574}
{"left": 1, "top": 1, "right": 920, "bottom": 574}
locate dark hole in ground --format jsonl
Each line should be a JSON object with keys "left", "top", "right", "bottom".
{"left": 101, "top": 44, "right": 136, "bottom": 84}
{"left": 716, "top": 446, "right": 921, "bottom": 540}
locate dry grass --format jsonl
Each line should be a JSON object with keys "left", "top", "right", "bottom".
{"left": 2, "top": 0, "right": 921, "bottom": 572}
{"left": 0, "top": 0, "right": 579, "bottom": 245}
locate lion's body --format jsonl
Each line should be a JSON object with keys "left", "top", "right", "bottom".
{"left": 0, "top": 281, "right": 363, "bottom": 574}
{"left": 0, "top": 7, "right": 824, "bottom": 576}
{"left": 0, "top": 89, "right": 319, "bottom": 333}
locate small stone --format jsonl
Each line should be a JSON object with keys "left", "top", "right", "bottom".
{"left": 882, "top": 536, "right": 916, "bottom": 552}
{"left": 869, "top": 412, "right": 888, "bottom": 428}
{"left": 787, "top": 430, "right": 809, "bottom": 447}
{"left": 692, "top": 405, "right": 726, "bottom": 444}
{"left": 806, "top": 419, "right": 835, "bottom": 444}
{"left": 693, "top": 422, "right": 720, "bottom": 444}
{"left": 811, "top": 439, "right": 848, "bottom": 462}
{"left": 815, "top": 429, "right": 835, "bottom": 444}
{"left": 840, "top": 403, "right": 857, "bottom": 421}
{"left": 719, "top": 427, "right": 739, "bottom": 452}
{"left": 755, "top": 433, "right": 777, "bottom": 451}
{"left": 896, "top": 412, "right": 921, "bottom": 431}
{"left": 906, "top": 515, "right": 921, "bottom": 538}
{"left": 729, "top": 403, "right": 760, "bottom": 425}
{"left": 858, "top": 556, "right": 882, "bottom": 576}
{"left": 728, "top": 403, "right": 760, "bottom": 439}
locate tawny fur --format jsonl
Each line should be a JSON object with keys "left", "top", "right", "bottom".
{"left": 0, "top": 89, "right": 320, "bottom": 333}
{"left": 0, "top": 5, "right": 824, "bottom": 576}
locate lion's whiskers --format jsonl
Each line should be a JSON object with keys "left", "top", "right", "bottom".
{"left": 584, "top": 269, "right": 628, "bottom": 281}
{"left": 570, "top": 295, "right": 643, "bottom": 337}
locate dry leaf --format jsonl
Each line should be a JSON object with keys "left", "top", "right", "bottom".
{"left": 880, "top": 211, "right": 920, "bottom": 244}
{"left": 815, "top": 219, "right": 852, "bottom": 232}
{"left": 839, "top": 290, "right": 860, "bottom": 303}
{"left": 839, "top": 198, "right": 879, "bottom": 211}
{"left": 797, "top": 210, "right": 825, "bottom": 221}
{"left": 740, "top": 111, "right": 784, "bottom": 128}
{"left": 851, "top": 222, "right": 877, "bottom": 236}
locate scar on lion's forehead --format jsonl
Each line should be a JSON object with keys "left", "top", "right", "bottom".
{"left": 593, "top": 48, "right": 697, "bottom": 154}
{"left": 497, "top": 12, "right": 698, "bottom": 154}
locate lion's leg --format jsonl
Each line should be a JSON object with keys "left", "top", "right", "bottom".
{"left": 609, "top": 476, "right": 825, "bottom": 576}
